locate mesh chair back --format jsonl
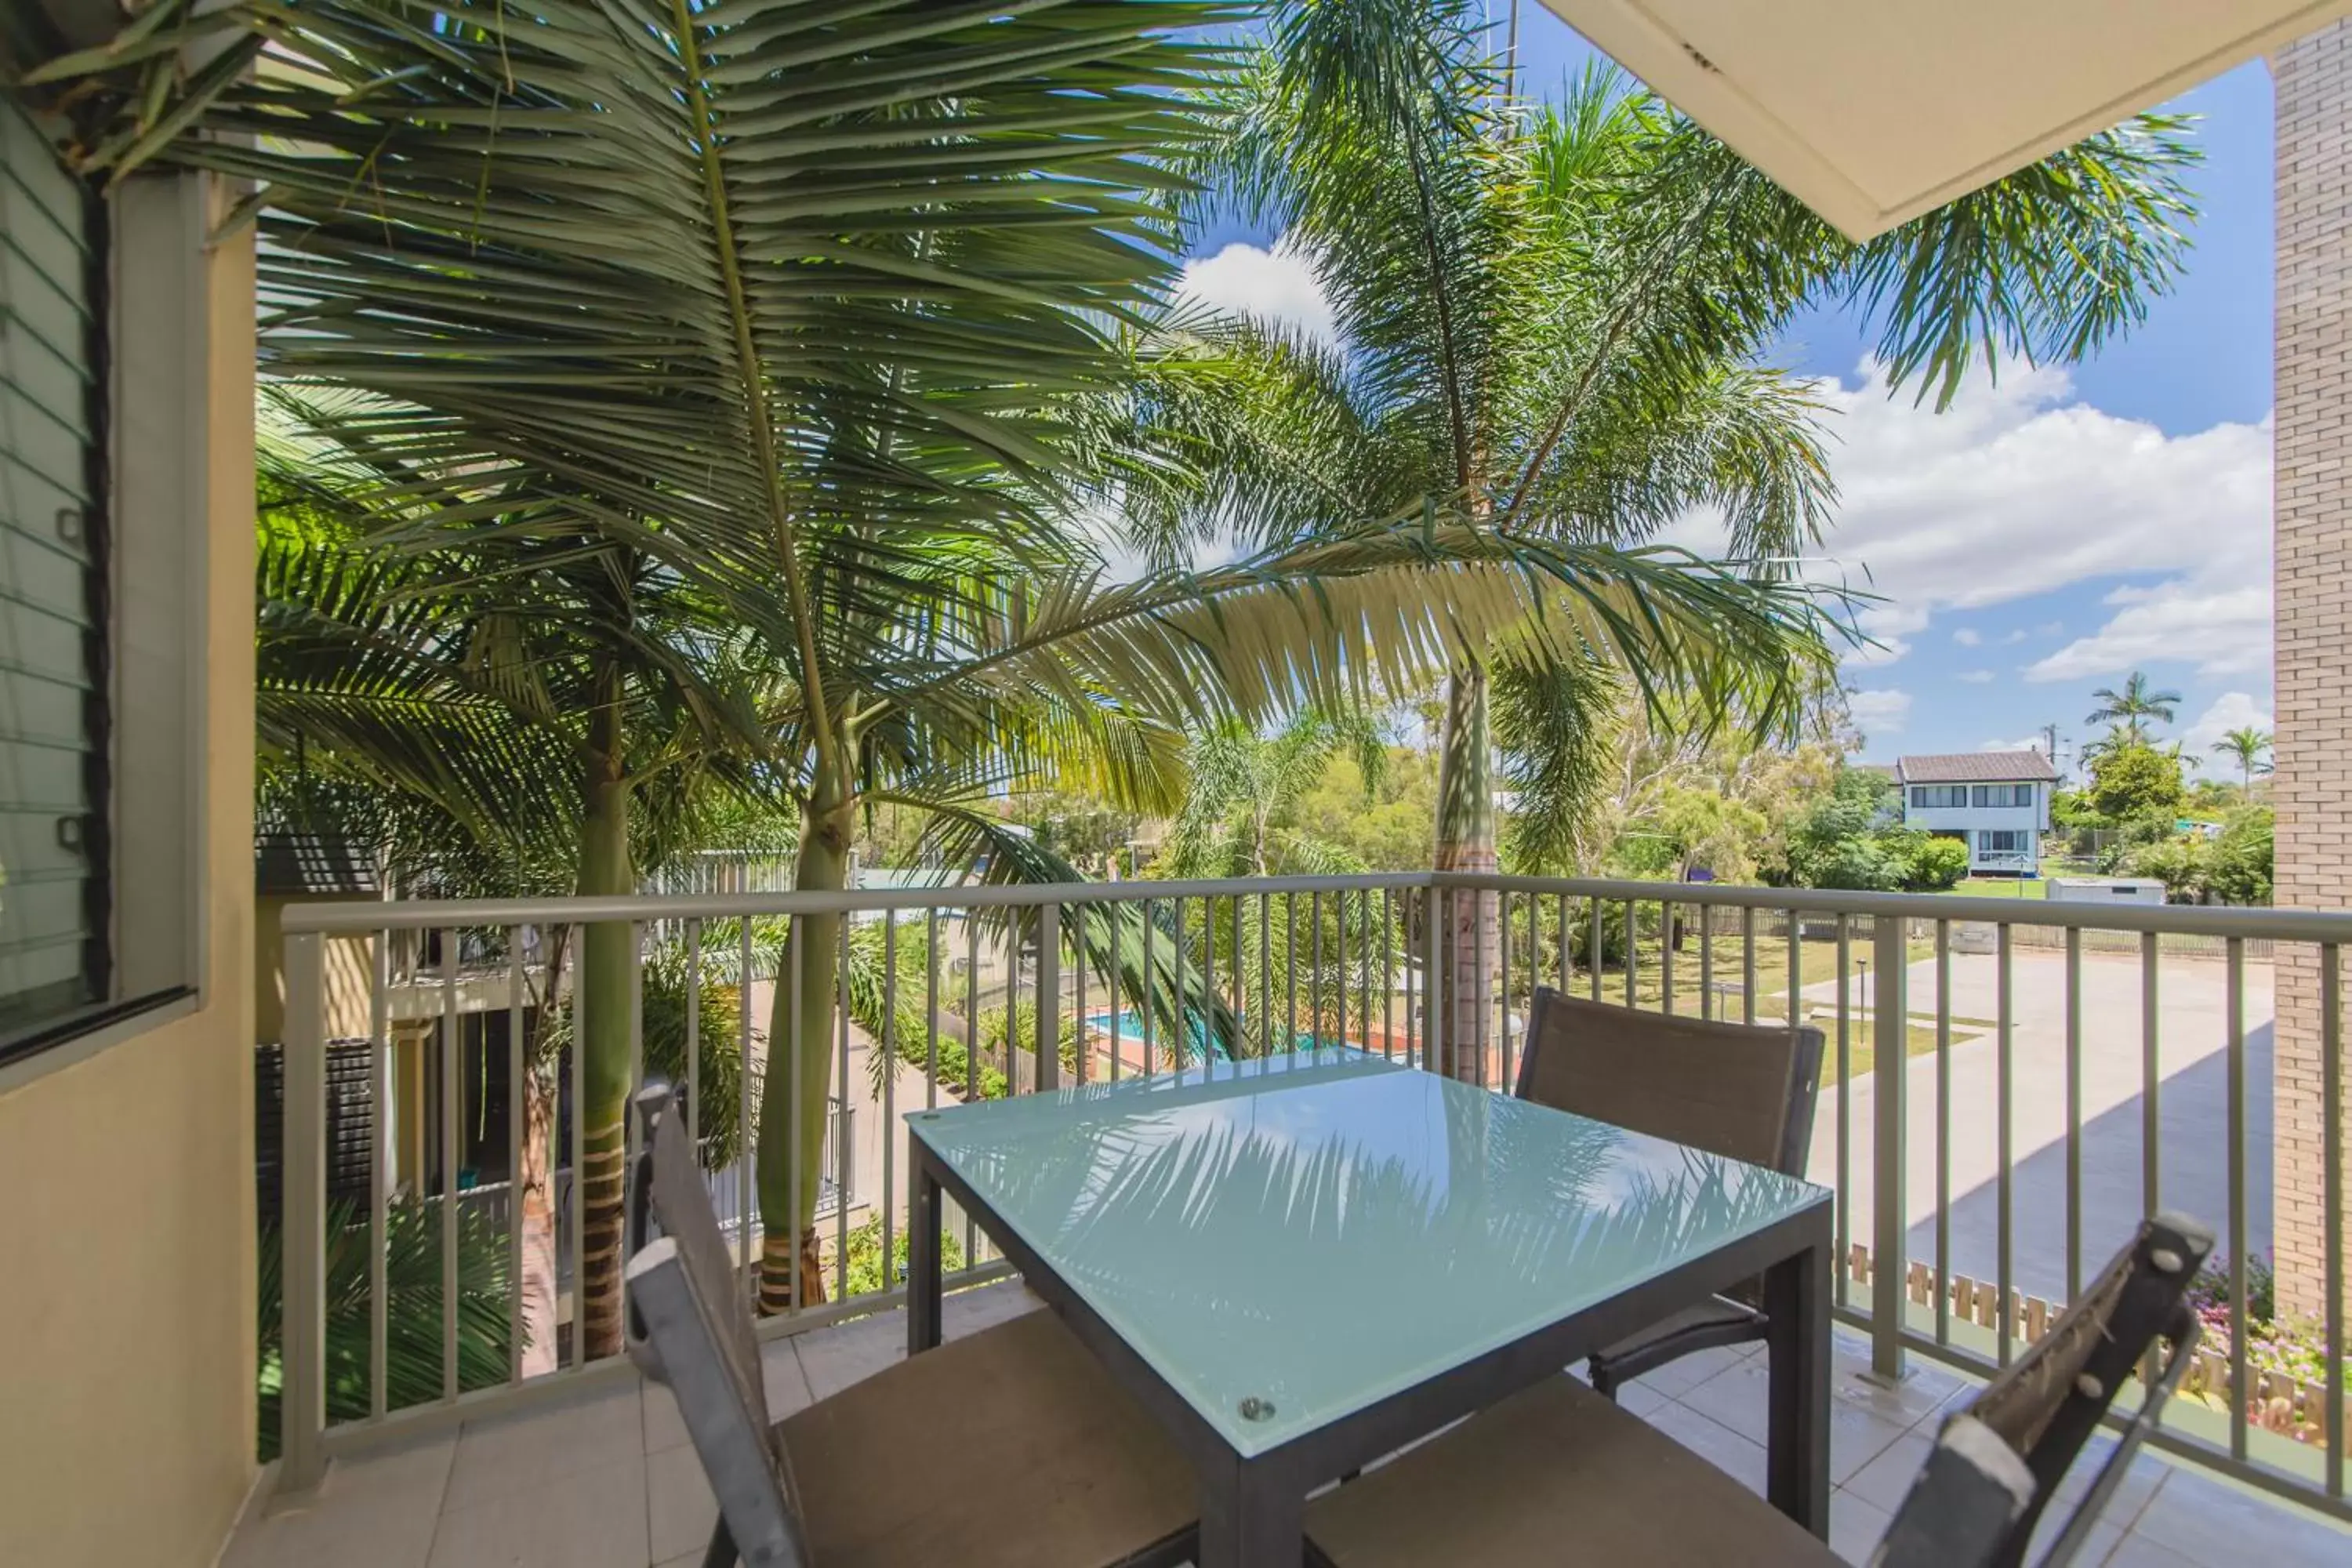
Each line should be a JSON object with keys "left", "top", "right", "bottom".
{"left": 628, "top": 1238, "right": 810, "bottom": 1567}
{"left": 1516, "top": 988, "right": 1824, "bottom": 1174}
{"left": 1875, "top": 1213, "right": 2213, "bottom": 1568}
{"left": 630, "top": 1082, "right": 771, "bottom": 1438}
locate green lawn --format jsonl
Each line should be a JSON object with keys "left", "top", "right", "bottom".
{"left": 1949, "top": 877, "right": 2047, "bottom": 898}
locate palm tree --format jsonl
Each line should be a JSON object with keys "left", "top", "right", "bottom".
{"left": 2087, "top": 671, "right": 2183, "bottom": 742}
{"left": 1149, "top": 0, "right": 2198, "bottom": 1079}
{"left": 49, "top": 0, "right": 1845, "bottom": 1310}
{"left": 2212, "top": 726, "right": 2274, "bottom": 790}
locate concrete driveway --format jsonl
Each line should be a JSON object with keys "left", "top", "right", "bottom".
{"left": 1804, "top": 949, "right": 2274, "bottom": 1303}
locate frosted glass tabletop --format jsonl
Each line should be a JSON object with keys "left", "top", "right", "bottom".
{"left": 906, "top": 1047, "right": 1829, "bottom": 1458}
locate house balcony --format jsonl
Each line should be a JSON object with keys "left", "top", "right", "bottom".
{"left": 252, "top": 873, "right": 2352, "bottom": 1564}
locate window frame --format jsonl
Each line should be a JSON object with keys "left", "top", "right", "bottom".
{"left": 0, "top": 114, "right": 204, "bottom": 1075}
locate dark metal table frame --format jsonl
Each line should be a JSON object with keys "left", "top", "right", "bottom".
{"left": 908, "top": 1125, "right": 1832, "bottom": 1568}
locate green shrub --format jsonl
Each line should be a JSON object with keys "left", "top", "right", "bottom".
{"left": 257, "top": 1199, "right": 513, "bottom": 1460}
{"left": 1904, "top": 835, "right": 1970, "bottom": 891}
{"left": 2205, "top": 807, "right": 2274, "bottom": 906}
{"left": 839, "top": 1214, "right": 967, "bottom": 1300}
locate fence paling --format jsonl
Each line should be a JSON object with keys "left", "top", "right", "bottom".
{"left": 276, "top": 870, "right": 2347, "bottom": 1522}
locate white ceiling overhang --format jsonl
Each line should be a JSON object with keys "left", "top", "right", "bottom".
{"left": 1539, "top": 0, "right": 2352, "bottom": 239}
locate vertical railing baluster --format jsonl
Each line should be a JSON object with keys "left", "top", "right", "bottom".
{"left": 1661, "top": 899, "right": 1675, "bottom": 1016}
{"left": 1074, "top": 902, "right": 1088, "bottom": 1085}
{"left": 881, "top": 913, "right": 896, "bottom": 1290}
{"left": 2066, "top": 926, "right": 2083, "bottom": 1305}
{"left": 1699, "top": 902, "right": 1714, "bottom": 1022}
{"left": 836, "top": 920, "right": 852, "bottom": 1298}
{"left": 372, "top": 927, "right": 391, "bottom": 1414}
{"left": 1425, "top": 884, "right": 1445, "bottom": 1076}
{"left": 441, "top": 935, "right": 459, "bottom": 1400}
{"left": 1310, "top": 891, "right": 1323, "bottom": 1051}
{"left": 1108, "top": 902, "right": 1123, "bottom": 1083}
{"left": 1623, "top": 899, "right": 1638, "bottom": 1010}
{"left": 685, "top": 922, "right": 702, "bottom": 1143}
{"left": 1260, "top": 891, "right": 1273, "bottom": 1058}
{"left": 787, "top": 916, "right": 803, "bottom": 1316}
{"left": 2227, "top": 935, "right": 2249, "bottom": 1462}
{"left": 2324, "top": 941, "right": 2344, "bottom": 1501}
{"left": 1741, "top": 906, "right": 1758, "bottom": 1025}
{"left": 1934, "top": 919, "right": 1951, "bottom": 1348}
{"left": 1288, "top": 891, "right": 1301, "bottom": 1055}
{"left": 569, "top": 924, "right": 586, "bottom": 1361}
{"left": 1871, "top": 912, "right": 1908, "bottom": 1380}
{"left": 1173, "top": 898, "right": 1189, "bottom": 1073}
{"left": 2142, "top": 931, "right": 2161, "bottom": 1218}
{"left": 739, "top": 918, "right": 753, "bottom": 1311}
{"left": 1559, "top": 891, "right": 1572, "bottom": 996}
{"left": 1382, "top": 888, "right": 1396, "bottom": 1059}
{"left": 1997, "top": 922, "right": 2014, "bottom": 1367}
{"left": 1499, "top": 890, "right": 1512, "bottom": 1086}
{"left": 1142, "top": 897, "right": 1156, "bottom": 1076}
{"left": 1589, "top": 896, "right": 1602, "bottom": 1003}
{"left": 964, "top": 909, "right": 978, "bottom": 1261}
{"left": 927, "top": 909, "right": 942, "bottom": 1108}
{"left": 504, "top": 927, "right": 522, "bottom": 1387}
{"left": 1038, "top": 901, "right": 1061, "bottom": 1091}
{"left": 281, "top": 931, "right": 328, "bottom": 1491}
{"left": 1835, "top": 913, "right": 1850, "bottom": 1312}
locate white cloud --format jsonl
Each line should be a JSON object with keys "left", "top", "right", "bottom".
{"left": 2179, "top": 691, "right": 2274, "bottom": 763}
{"left": 1956, "top": 669, "right": 1995, "bottom": 684}
{"left": 1177, "top": 241, "right": 1338, "bottom": 347}
{"left": 1846, "top": 688, "right": 1913, "bottom": 740}
{"left": 1678, "top": 359, "right": 2272, "bottom": 688}
{"left": 2025, "top": 584, "right": 2271, "bottom": 683}
{"left": 1981, "top": 735, "right": 2049, "bottom": 754}
{"left": 1952, "top": 627, "right": 1982, "bottom": 647}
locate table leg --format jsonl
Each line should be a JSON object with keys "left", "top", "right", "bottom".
{"left": 1197, "top": 1459, "right": 1302, "bottom": 1568}
{"left": 1765, "top": 1238, "right": 1831, "bottom": 1537}
{"left": 908, "top": 1154, "right": 942, "bottom": 1356}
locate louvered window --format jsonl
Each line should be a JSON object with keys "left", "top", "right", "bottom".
{"left": 0, "top": 99, "right": 107, "bottom": 1049}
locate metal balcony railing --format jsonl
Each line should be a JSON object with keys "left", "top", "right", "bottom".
{"left": 275, "top": 873, "right": 2352, "bottom": 1526}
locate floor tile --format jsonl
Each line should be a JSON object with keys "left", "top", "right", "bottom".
{"left": 1629, "top": 1342, "right": 1750, "bottom": 1398}
{"left": 426, "top": 1452, "right": 648, "bottom": 1568}
{"left": 1613, "top": 1379, "right": 1671, "bottom": 1418}
{"left": 761, "top": 1336, "right": 815, "bottom": 1421}
{"left": 1642, "top": 1401, "right": 1769, "bottom": 1495}
{"left": 223, "top": 1434, "right": 456, "bottom": 1568}
{"left": 443, "top": 1381, "right": 644, "bottom": 1512}
{"left": 646, "top": 1443, "right": 718, "bottom": 1563}
{"left": 1839, "top": 1429, "right": 1933, "bottom": 1515}
{"left": 641, "top": 1381, "right": 689, "bottom": 1456}
{"left": 1835, "top": 1357, "right": 1971, "bottom": 1429}
{"left": 2103, "top": 1532, "right": 2204, "bottom": 1567}
{"left": 790, "top": 1312, "right": 906, "bottom": 1402}
{"left": 1678, "top": 1356, "right": 1915, "bottom": 1484}
{"left": 2125, "top": 1461, "right": 2352, "bottom": 1564}
{"left": 942, "top": 1279, "right": 1044, "bottom": 1338}
{"left": 1829, "top": 1489, "right": 1892, "bottom": 1565}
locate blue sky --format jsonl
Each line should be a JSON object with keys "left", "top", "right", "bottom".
{"left": 1181, "top": 6, "right": 2277, "bottom": 780}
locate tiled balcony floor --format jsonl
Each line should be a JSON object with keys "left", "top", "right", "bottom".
{"left": 227, "top": 1283, "right": 2352, "bottom": 1568}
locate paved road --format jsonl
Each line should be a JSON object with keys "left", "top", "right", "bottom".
{"left": 1804, "top": 949, "right": 2274, "bottom": 1304}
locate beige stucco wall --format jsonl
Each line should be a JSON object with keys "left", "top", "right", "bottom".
{"left": 254, "top": 895, "right": 379, "bottom": 1045}
{"left": 0, "top": 171, "right": 256, "bottom": 1566}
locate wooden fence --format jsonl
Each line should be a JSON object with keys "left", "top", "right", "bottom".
{"left": 1845, "top": 1242, "right": 2333, "bottom": 1446}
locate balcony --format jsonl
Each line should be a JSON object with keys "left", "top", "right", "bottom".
{"left": 258, "top": 873, "right": 2352, "bottom": 1563}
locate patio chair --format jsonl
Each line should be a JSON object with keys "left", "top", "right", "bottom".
{"left": 1301, "top": 1212, "right": 2212, "bottom": 1568}
{"left": 624, "top": 1083, "right": 1198, "bottom": 1568}
{"left": 1513, "top": 986, "right": 1825, "bottom": 1399}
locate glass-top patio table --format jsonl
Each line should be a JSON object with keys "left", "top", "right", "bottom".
{"left": 905, "top": 1047, "right": 1834, "bottom": 1568}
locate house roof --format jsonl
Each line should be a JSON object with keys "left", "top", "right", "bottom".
{"left": 1534, "top": 1, "right": 2350, "bottom": 240}
{"left": 1896, "top": 751, "right": 2059, "bottom": 785}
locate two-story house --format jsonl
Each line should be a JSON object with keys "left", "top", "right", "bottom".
{"left": 1895, "top": 751, "right": 2058, "bottom": 877}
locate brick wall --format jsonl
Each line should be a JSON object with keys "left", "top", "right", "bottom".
{"left": 2274, "top": 20, "right": 2352, "bottom": 1319}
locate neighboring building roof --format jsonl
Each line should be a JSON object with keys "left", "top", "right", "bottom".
{"left": 1895, "top": 751, "right": 2059, "bottom": 785}
{"left": 255, "top": 829, "right": 380, "bottom": 896}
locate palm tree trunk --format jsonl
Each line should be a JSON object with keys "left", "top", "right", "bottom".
{"left": 575, "top": 688, "right": 635, "bottom": 1361}
{"left": 757, "top": 766, "right": 854, "bottom": 1312}
{"left": 1432, "top": 667, "right": 1496, "bottom": 1083}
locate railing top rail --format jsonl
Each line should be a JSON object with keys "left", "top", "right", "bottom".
{"left": 278, "top": 871, "right": 1432, "bottom": 933}
{"left": 1456, "top": 873, "right": 2349, "bottom": 941}
{"left": 277, "top": 868, "right": 2352, "bottom": 943}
